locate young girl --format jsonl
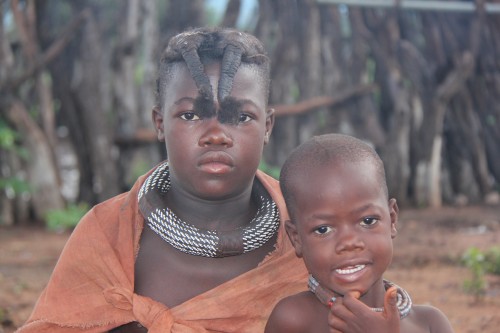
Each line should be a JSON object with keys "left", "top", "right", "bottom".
{"left": 17, "top": 28, "right": 307, "bottom": 333}
{"left": 266, "top": 134, "right": 454, "bottom": 333}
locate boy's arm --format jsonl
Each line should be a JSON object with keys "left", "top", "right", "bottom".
{"left": 264, "top": 297, "right": 311, "bottom": 333}
{"left": 417, "top": 305, "right": 455, "bottom": 333}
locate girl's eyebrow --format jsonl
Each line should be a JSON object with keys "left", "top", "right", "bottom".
{"left": 174, "top": 97, "right": 196, "bottom": 105}
{"left": 218, "top": 97, "right": 243, "bottom": 124}
{"left": 237, "top": 99, "right": 259, "bottom": 109}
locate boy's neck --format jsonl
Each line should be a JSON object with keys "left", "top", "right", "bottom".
{"left": 308, "top": 275, "right": 412, "bottom": 319}
{"left": 309, "top": 275, "right": 387, "bottom": 309}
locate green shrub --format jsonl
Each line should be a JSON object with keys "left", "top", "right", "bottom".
{"left": 484, "top": 246, "right": 500, "bottom": 275}
{"left": 259, "top": 160, "right": 281, "bottom": 180}
{"left": 0, "top": 119, "right": 31, "bottom": 203}
{"left": 45, "top": 203, "right": 89, "bottom": 231}
{"left": 0, "top": 177, "right": 31, "bottom": 195}
{"left": 462, "top": 247, "right": 487, "bottom": 299}
{"left": 461, "top": 246, "right": 500, "bottom": 300}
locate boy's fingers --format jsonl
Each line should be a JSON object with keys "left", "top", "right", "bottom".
{"left": 339, "top": 291, "right": 365, "bottom": 315}
{"left": 384, "top": 286, "right": 400, "bottom": 320}
{"left": 328, "top": 299, "right": 349, "bottom": 333}
{"left": 348, "top": 290, "right": 361, "bottom": 299}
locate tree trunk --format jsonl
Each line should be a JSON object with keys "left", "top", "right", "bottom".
{"left": 297, "top": 0, "right": 322, "bottom": 143}
{"left": 73, "top": 12, "right": 120, "bottom": 202}
{"left": 5, "top": 101, "right": 65, "bottom": 219}
{"left": 221, "top": 0, "right": 241, "bottom": 28}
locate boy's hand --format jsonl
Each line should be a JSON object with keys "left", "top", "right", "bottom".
{"left": 327, "top": 287, "right": 400, "bottom": 333}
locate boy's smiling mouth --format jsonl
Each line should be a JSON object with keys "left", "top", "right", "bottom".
{"left": 335, "top": 264, "right": 366, "bottom": 275}
{"left": 332, "top": 261, "right": 370, "bottom": 284}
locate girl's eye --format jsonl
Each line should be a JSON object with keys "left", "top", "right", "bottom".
{"left": 314, "top": 226, "right": 333, "bottom": 235}
{"left": 180, "top": 112, "right": 200, "bottom": 121}
{"left": 360, "top": 217, "right": 379, "bottom": 227}
{"left": 238, "top": 113, "right": 252, "bottom": 123}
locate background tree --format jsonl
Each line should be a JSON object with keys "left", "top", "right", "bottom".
{"left": 1, "top": 0, "right": 499, "bottom": 226}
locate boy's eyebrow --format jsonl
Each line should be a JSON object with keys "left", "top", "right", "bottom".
{"left": 351, "top": 203, "right": 382, "bottom": 215}
{"left": 308, "top": 203, "right": 383, "bottom": 221}
{"left": 308, "top": 212, "right": 336, "bottom": 221}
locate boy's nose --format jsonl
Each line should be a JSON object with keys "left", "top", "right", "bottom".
{"left": 198, "top": 118, "right": 234, "bottom": 147}
{"left": 334, "top": 226, "right": 364, "bottom": 253}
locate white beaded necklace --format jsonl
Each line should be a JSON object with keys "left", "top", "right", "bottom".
{"left": 308, "top": 275, "right": 412, "bottom": 318}
{"left": 138, "top": 162, "right": 280, "bottom": 258}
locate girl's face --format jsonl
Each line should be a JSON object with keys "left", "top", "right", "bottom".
{"left": 287, "top": 162, "right": 398, "bottom": 302}
{"left": 153, "top": 61, "right": 273, "bottom": 201}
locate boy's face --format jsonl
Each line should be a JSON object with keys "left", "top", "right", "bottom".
{"left": 286, "top": 161, "right": 398, "bottom": 299}
{"left": 153, "top": 61, "right": 273, "bottom": 200}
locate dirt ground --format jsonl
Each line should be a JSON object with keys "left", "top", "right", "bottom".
{"left": 1, "top": 204, "right": 499, "bottom": 333}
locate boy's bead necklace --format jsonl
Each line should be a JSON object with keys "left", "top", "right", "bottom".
{"left": 308, "top": 275, "right": 412, "bottom": 319}
{"left": 138, "top": 162, "right": 280, "bottom": 258}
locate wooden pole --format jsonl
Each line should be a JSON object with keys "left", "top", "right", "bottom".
{"left": 317, "top": 0, "right": 500, "bottom": 13}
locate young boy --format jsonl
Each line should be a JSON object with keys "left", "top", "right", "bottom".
{"left": 265, "top": 134, "right": 455, "bottom": 333}
{"left": 17, "top": 28, "right": 308, "bottom": 333}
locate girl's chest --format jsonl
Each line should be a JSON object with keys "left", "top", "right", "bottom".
{"left": 133, "top": 227, "right": 275, "bottom": 307}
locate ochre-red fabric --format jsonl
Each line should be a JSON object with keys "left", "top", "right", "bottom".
{"left": 17, "top": 167, "right": 308, "bottom": 333}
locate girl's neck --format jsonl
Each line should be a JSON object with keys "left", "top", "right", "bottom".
{"left": 165, "top": 180, "right": 257, "bottom": 231}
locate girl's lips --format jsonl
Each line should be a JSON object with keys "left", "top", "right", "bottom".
{"left": 199, "top": 162, "right": 232, "bottom": 174}
{"left": 198, "top": 152, "right": 234, "bottom": 174}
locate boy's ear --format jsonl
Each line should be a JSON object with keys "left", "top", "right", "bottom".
{"left": 264, "top": 108, "right": 275, "bottom": 145}
{"left": 285, "top": 220, "right": 303, "bottom": 258}
{"left": 388, "top": 198, "right": 399, "bottom": 239}
{"left": 152, "top": 106, "right": 165, "bottom": 141}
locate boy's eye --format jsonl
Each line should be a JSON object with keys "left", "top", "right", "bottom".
{"left": 238, "top": 113, "right": 252, "bottom": 123}
{"left": 360, "top": 217, "right": 379, "bottom": 227}
{"left": 314, "top": 226, "right": 333, "bottom": 235}
{"left": 180, "top": 112, "right": 200, "bottom": 121}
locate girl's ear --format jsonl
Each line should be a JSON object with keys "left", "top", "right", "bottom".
{"left": 285, "top": 220, "right": 303, "bottom": 258}
{"left": 264, "top": 108, "right": 275, "bottom": 145}
{"left": 388, "top": 198, "right": 399, "bottom": 239}
{"left": 152, "top": 106, "right": 165, "bottom": 141}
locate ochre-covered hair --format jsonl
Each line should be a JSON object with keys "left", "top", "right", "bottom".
{"left": 156, "top": 27, "right": 270, "bottom": 117}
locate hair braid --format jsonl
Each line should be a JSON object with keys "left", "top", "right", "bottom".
{"left": 156, "top": 27, "right": 270, "bottom": 112}
{"left": 218, "top": 43, "right": 243, "bottom": 102}
{"left": 166, "top": 30, "right": 214, "bottom": 101}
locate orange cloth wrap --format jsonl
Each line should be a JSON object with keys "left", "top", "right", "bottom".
{"left": 16, "top": 166, "right": 308, "bottom": 333}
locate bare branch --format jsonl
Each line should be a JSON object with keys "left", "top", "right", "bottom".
{"left": 1, "top": 9, "right": 90, "bottom": 91}
{"left": 273, "top": 84, "right": 377, "bottom": 117}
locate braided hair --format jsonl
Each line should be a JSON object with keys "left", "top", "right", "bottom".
{"left": 156, "top": 27, "right": 270, "bottom": 124}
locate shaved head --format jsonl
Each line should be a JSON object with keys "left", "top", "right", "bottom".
{"left": 280, "top": 134, "right": 388, "bottom": 219}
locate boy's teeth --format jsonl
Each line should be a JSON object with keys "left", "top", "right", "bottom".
{"left": 335, "top": 264, "right": 365, "bottom": 274}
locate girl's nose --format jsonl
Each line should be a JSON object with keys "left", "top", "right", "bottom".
{"left": 198, "top": 118, "right": 234, "bottom": 147}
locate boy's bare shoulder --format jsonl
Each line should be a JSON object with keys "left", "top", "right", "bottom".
{"left": 406, "top": 304, "right": 455, "bottom": 333}
{"left": 265, "top": 291, "right": 325, "bottom": 333}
